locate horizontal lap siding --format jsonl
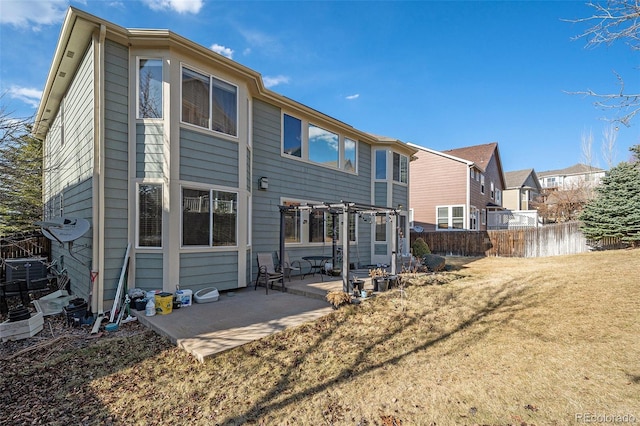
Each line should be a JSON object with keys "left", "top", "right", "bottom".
{"left": 136, "top": 123, "right": 164, "bottom": 178}
{"left": 410, "top": 152, "right": 467, "bottom": 230}
{"left": 180, "top": 252, "right": 238, "bottom": 292}
{"left": 102, "top": 40, "right": 130, "bottom": 302}
{"left": 47, "top": 42, "right": 95, "bottom": 300}
{"left": 135, "top": 253, "right": 163, "bottom": 290}
{"left": 392, "top": 183, "right": 407, "bottom": 209}
{"left": 180, "top": 128, "right": 239, "bottom": 187}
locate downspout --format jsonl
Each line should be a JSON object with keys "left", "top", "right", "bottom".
{"left": 92, "top": 24, "right": 107, "bottom": 316}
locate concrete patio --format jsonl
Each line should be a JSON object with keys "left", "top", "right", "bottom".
{"left": 132, "top": 273, "right": 376, "bottom": 362}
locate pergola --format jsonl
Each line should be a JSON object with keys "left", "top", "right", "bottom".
{"left": 277, "top": 201, "right": 401, "bottom": 292}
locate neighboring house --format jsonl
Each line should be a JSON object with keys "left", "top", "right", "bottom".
{"left": 537, "top": 163, "right": 606, "bottom": 191}
{"left": 33, "top": 8, "right": 417, "bottom": 316}
{"left": 536, "top": 163, "right": 606, "bottom": 224}
{"left": 408, "top": 142, "right": 505, "bottom": 231}
{"left": 503, "top": 169, "right": 541, "bottom": 211}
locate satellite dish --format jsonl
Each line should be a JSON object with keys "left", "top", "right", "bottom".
{"left": 411, "top": 225, "right": 424, "bottom": 233}
{"left": 36, "top": 217, "right": 91, "bottom": 243}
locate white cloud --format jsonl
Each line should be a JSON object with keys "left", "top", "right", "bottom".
{"left": 141, "top": 0, "right": 203, "bottom": 14}
{"left": 0, "top": 0, "right": 67, "bottom": 30}
{"left": 263, "top": 75, "right": 289, "bottom": 88}
{"left": 210, "top": 43, "right": 233, "bottom": 59}
{"left": 346, "top": 94, "right": 360, "bottom": 100}
{"left": 8, "top": 86, "right": 43, "bottom": 108}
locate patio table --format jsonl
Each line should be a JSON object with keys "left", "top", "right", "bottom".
{"left": 302, "top": 255, "right": 333, "bottom": 279}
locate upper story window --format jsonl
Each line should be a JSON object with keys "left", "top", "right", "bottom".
{"left": 345, "top": 138, "right": 356, "bottom": 173}
{"left": 375, "top": 150, "right": 387, "bottom": 179}
{"left": 490, "top": 182, "right": 495, "bottom": 199}
{"left": 309, "top": 124, "right": 339, "bottom": 167}
{"left": 480, "top": 174, "right": 485, "bottom": 194}
{"left": 393, "top": 152, "right": 408, "bottom": 184}
{"left": 282, "top": 113, "right": 356, "bottom": 172}
{"left": 181, "top": 65, "right": 237, "bottom": 137}
{"left": 138, "top": 58, "right": 163, "bottom": 119}
{"left": 376, "top": 150, "right": 408, "bottom": 183}
{"left": 283, "top": 114, "right": 302, "bottom": 157}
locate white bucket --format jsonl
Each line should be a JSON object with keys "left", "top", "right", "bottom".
{"left": 175, "top": 289, "right": 192, "bottom": 307}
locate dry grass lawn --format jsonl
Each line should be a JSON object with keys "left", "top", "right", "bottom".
{"left": 2, "top": 249, "right": 639, "bottom": 425}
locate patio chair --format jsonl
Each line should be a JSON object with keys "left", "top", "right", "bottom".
{"left": 255, "top": 252, "right": 285, "bottom": 294}
{"left": 280, "top": 252, "right": 303, "bottom": 282}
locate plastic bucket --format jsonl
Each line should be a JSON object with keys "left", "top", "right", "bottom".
{"left": 154, "top": 292, "right": 173, "bottom": 315}
{"left": 175, "top": 289, "right": 192, "bottom": 307}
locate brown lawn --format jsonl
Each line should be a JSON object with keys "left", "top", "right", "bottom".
{"left": 1, "top": 249, "right": 638, "bottom": 425}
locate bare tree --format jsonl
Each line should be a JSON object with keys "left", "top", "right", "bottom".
{"left": 568, "top": 0, "right": 640, "bottom": 126}
{"left": 581, "top": 128, "right": 594, "bottom": 167}
{"left": 601, "top": 123, "right": 619, "bottom": 168}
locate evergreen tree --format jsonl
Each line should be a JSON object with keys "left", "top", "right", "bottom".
{"left": 579, "top": 145, "right": 640, "bottom": 247}
{"left": 0, "top": 103, "right": 42, "bottom": 235}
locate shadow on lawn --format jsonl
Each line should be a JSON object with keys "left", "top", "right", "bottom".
{"left": 220, "top": 279, "right": 535, "bottom": 424}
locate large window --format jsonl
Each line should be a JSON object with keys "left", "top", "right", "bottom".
{"left": 393, "top": 152, "right": 408, "bottom": 184}
{"left": 309, "top": 124, "right": 339, "bottom": 167}
{"left": 282, "top": 113, "right": 357, "bottom": 172}
{"left": 437, "top": 205, "right": 465, "bottom": 230}
{"left": 138, "top": 184, "right": 162, "bottom": 247}
{"left": 181, "top": 65, "right": 237, "bottom": 136}
{"left": 326, "top": 212, "right": 356, "bottom": 242}
{"left": 182, "top": 188, "right": 237, "bottom": 246}
{"left": 138, "top": 58, "right": 162, "bottom": 119}
{"left": 283, "top": 200, "right": 357, "bottom": 244}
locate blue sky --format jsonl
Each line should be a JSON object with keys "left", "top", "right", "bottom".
{"left": 1, "top": 0, "right": 638, "bottom": 172}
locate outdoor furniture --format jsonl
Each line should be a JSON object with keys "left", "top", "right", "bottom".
{"left": 302, "top": 255, "right": 332, "bottom": 281}
{"left": 281, "top": 252, "right": 303, "bottom": 282}
{"left": 255, "top": 252, "right": 284, "bottom": 294}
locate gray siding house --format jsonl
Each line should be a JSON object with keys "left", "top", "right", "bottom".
{"left": 33, "top": 8, "right": 416, "bottom": 316}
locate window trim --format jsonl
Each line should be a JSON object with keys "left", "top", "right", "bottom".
{"left": 180, "top": 63, "right": 239, "bottom": 138}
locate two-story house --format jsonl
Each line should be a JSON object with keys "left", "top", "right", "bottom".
{"left": 408, "top": 142, "right": 505, "bottom": 231}
{"left": 33, "top": 8, "right": 417, "bottom": 316}
{"left": 503, "top": 169, "right": 541, "bottom": 211}
{"left": 538, "top": 163, "right": 606, "bottom": 191}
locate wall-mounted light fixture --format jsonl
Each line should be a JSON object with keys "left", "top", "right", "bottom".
{"left": 258, "top": 177, "right": 269, "bottom": 190}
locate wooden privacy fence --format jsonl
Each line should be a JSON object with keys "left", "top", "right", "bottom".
{"left": 1, "top": 233, "right": 51, "bottom": 261}
{"left": 410, "top": 222, "right": 610, "bottom": 258}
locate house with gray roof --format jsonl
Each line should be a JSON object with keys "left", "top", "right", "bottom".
{"left": 503, "top": 169, "right": 542, "bottom": 211}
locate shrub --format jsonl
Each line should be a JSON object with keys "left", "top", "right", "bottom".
{"left": 412, "top": 237, "right": 431, "bottom": 258}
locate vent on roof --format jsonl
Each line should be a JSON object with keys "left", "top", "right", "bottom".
{"left": 66, "top": 50, "right": 75, "bottom": 58}
{"left": 58, "top": 71, "right": 66, "bottom": 78}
